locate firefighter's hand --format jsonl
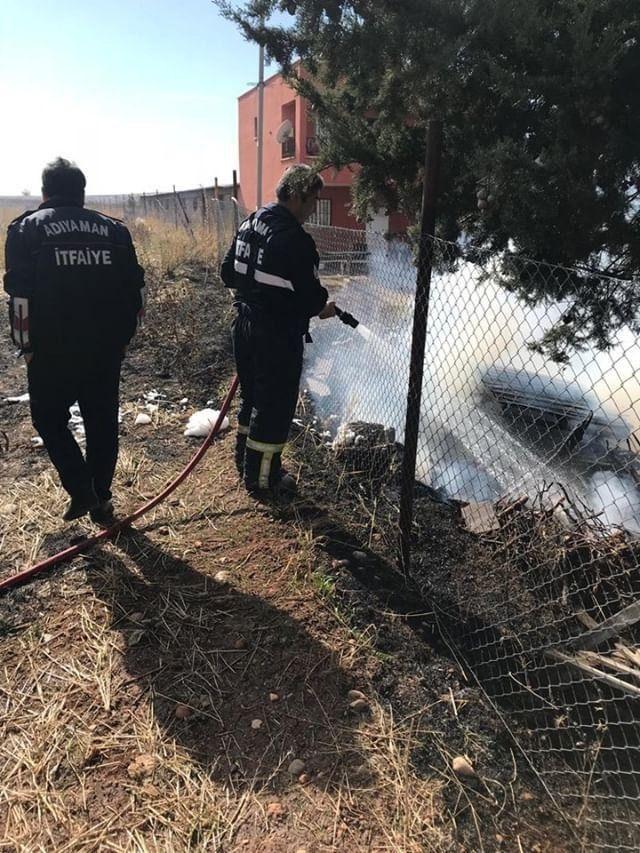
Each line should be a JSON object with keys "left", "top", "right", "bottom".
{"left": 318, "top": 301, "right": 336, "bottom": 320}
{"left": 23, "top": 352, "right": 33, "bottom": 365}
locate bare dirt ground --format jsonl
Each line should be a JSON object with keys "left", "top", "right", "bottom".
{"left": 0, "top": 251, "right": 574, "bottom": 851}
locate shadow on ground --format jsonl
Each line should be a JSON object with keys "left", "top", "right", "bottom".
{"left": 85, "top": 527, "right": 362, "bottom": 791}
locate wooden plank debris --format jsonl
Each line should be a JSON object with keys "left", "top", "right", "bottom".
{"left": 575, "top": 611, "right": 598, "bottom": 630}
{"left": 580, "top": 650, "right": 640, "bottom": 684}
{"left": 496, "top": 495, "right": 529, "bottom": 518}
{"left": 461, "top": 501, "right": 500, "bottom": 535}
{"left": 570, "top": 599, "right": 640, "bottom": 651}
{"left": 614, "top": 644, "right": 640, "bottom": 669}
{"left": 546, "top": 648, "right": 640, "bottom": 698}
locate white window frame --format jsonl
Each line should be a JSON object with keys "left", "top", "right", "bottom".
{"left": 307, "top": 198, "right": 331, "bottom": 226}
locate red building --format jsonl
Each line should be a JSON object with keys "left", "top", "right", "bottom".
{"left": 237, "top": 68, "right": 406, "bottom": 234}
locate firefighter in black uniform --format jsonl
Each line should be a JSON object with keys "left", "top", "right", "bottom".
{"left": 3, "top": 157, "right": 145, "bottom": 525}
{"left": 221, "top": 164, "right": 335, "bottom": 495}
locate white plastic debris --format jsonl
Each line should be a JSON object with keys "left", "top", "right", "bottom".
{"left": 179, "top": 397, "right": 188, "bottom": 405}
{"left": 184, "top": 409, "right": 230, "bottom": 438}
{"left": 5, "top": 393, "right": 29, "bottom": 403}
{"left": 31, "top": 436, "right": 44, "bottom": 447}
{"left": 135, "top": 413, "right": 152, "bottom": 426}
{"left": 333, "top": 425, "right": 356, "bottom": 449}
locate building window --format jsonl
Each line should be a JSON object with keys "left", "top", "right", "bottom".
{"left": 193, "top": 198, "right": 198, "bottom": 211}
{"left": 254, "top": 116, "right": 258, "bottom": 140}
{"left": 280, "top": 100, "right": 296, "bottom": 159}
{"left": 306, "top": 136, "right": 320, "bottom": 156}
{"left": 281, "top": 136, "right": 296, "bottom": 159}
{"left": 306, "top": 106, "right": 320, "bottom": 156}
{"left": 307, "top": 198, "right": 331, "bottom": 226}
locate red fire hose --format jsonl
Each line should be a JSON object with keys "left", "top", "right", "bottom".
{"left": 0, "top": 376, "right": 239, "bottom": 595}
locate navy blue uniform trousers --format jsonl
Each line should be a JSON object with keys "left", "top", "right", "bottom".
{"left": 232, "top": 305, "right": 303, "bottom": 442}
{"left": 28, "top": 351, "right": 121, "bottom": 501}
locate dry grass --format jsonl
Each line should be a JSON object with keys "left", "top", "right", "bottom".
{"left": 0, "top": 596, "right": 448, "bottom": 851}
{"left": 0, "top": 216, "right": 574, "bottom": 851}
{"left": 0, "top": 378, "right": 488, "bottom": 851}
{"left": 0, "top": 206, "right": 24, "bottom": 247}
{"left": 128, "top": 216, "right": 223, "bottom": 284}
{"left": 0, "top": 227, "right": 453, "bottom": 850}
{"left": 0, "top": 445, "right": 450, "bottom": 851}
{"left": 0, "top": 205, "right": 228, "bottom": 281}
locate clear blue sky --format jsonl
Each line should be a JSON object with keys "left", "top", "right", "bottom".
{"left": 0, "top": 0, "right": 271, "bottom": 194}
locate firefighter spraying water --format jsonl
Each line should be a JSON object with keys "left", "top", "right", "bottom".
{"left": 221, "top": 163, "right": 363, "bottom": 498}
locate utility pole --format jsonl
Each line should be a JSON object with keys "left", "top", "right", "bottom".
{"left": 256, "top": 39, "right": 265, "bottom": 209}
{"left": 232, "top": 169, "right": 240, "bottom": 229}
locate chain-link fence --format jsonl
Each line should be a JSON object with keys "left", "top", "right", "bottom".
{"left": 111, "top": 187, "right": 640, "bottom": 844}
{"left": 300, "top": 222, "right": 640, "bottom": 849}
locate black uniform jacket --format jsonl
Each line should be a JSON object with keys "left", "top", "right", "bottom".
{"left": 221, "top": 203, "right": 328, "bottom": 336}
{"left": 3, "top": 197, "right": 145, "bottom": 356}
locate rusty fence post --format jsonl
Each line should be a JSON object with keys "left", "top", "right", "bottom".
{"left": 200, "top": 186, "right": 207, "bottom": 228}
{"left": 174, "top": 188, "right": 195, "bottom": 240}
{"left": 172, "top": 185, "right": 179, "bottom": 229}
{"left": 398, "top": 119, "right": 443, "bottom": 575}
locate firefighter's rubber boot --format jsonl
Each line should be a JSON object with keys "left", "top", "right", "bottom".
{"left": 272, "top": 469, "right": 297, "bottom": 495}
{"left": 244, "top": 442, "right": 297, "bottom": 499}
{"left": 63, "top": 487, "right": 100, "bottom": 522}
{"left": 90, "top": 499, "right": 116, "bottom": 528}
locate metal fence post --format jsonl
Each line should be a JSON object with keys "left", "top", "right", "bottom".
{"left": 172, "top": 185, "right": 179, "bottom": 229}
{"left": 175, "top": 189, "right": 195, "bottom": 239}
{"left": 398, "top": 119, "right": 443, "bottom": 575}
{"left": 213, "top": 200, "right": 222, "bottom": 249}
{"left": 200, "top": 187, "right": 207, "bottom": 228}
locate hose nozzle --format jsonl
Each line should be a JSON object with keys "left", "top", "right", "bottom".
{"left": 335, "top": 305, "right": 359, "bottom": 328}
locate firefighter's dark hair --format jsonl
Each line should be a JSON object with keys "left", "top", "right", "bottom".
{"left": 42, "top": 157, "right": 86, "bottom": 201}
{"left": 276, "top": 164, "right": 324, "bottom": 202}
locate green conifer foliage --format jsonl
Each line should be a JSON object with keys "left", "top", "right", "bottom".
{"left": 219, "top": 0, "right": 640, "bottom": 355}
